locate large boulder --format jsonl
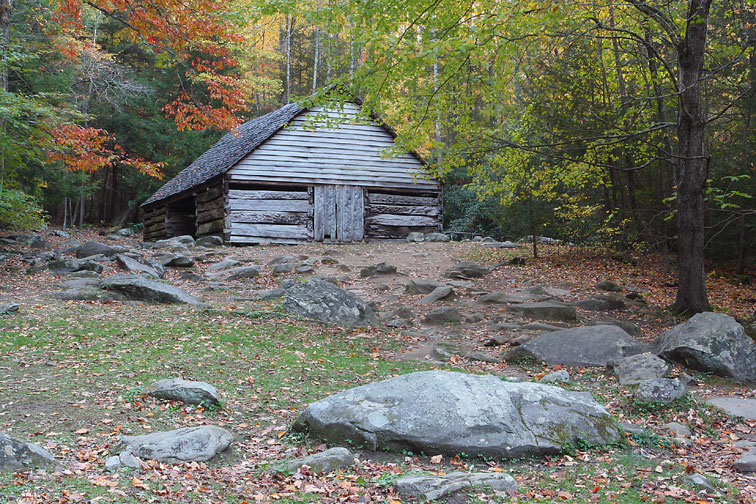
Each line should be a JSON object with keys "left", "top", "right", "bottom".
{"left": 651, "top": 312, "right": 756, "bottom": 381}
{"left": 291, "top": 370, "right": 619, "bottom": 458}
{"left": 0, "top": 433, "right": 63, "bottom": 471}
{"left": 101, "top": 274, "right": 202, "bottom": 305}
{"left": 146, "top": 378, "right": 220, "bottom": 406}
{"left": 444, "top": 262, "right": 489, "bottom": 279}
{"left": 48, "top": 258, "right": 104, "bottom": 274}
{"left": 118, "top": 426, "right": 232, "bottom": 463}
{"left": 504, "top": 325, "right": 643, "bottom": 367}
{"left": 75, "top": 241, "right": 117, "bottom": 258}
{"left": 283, "top": 279, "right": 378, "bottom": 327}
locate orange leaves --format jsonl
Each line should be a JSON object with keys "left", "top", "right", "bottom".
{"left": 47, "top": 123, "right": 163, "bottom": 178}
{"left": 55, "top": 0, "right": 249, "bottom": 131}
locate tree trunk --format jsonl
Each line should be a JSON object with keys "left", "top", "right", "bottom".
{"left": 0, "top": 0, "right": 11, "bottom": 93}
{"left": 673, "top": 0, "right": 712, "bottom": 314}
{"left": 285, "top": 14, "right": 292, "bottom": 103}
{"left": 312, "top": 0, "right": 320, "bottom": 93}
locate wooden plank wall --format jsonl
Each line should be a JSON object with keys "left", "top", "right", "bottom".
{"left": 143, "top": 204, "right": 167, "bottom": 241}
{"left": 313, "top": 185, "right": 364, "bottom": 242}
{"left": 227, "top": 104, "right": 440, "bottom": 192}
{"left": 226, "top": 188, "right": 314, "bottom": 244}
{"left": 365, "top": 191, "right": 442, "bottom": 239}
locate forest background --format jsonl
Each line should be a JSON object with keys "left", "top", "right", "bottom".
{"left": 0, "top": 0, "right": 754, "bottom": 313}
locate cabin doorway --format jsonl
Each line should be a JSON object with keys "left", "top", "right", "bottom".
{"left": 165, "top": 196, "right": 197, "bottom": 237}
{"left": 313, "top": 185, "right": 364, "bottom": 242}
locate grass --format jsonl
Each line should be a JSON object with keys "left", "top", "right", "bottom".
{"left": 0, "top": 300, "right": 745, "bottom": 503}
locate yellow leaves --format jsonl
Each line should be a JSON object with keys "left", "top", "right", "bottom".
{"left": 131, "top": 477, "right": 149, "bottom": 490}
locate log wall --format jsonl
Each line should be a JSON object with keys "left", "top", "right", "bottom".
{"left": 226, "top": 187, "right": 314, "bottom": 244}
{"left": 143, "top": 204, "right": 167, "bottom": 241}
{"left": 194, "top": 182, "right": 226, "bottom": 239}
{"left": 365, "top": 191, "right": 442, "bottom": 239}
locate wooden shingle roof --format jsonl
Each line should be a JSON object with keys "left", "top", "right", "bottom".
{"left": 142, "top": 103, "right": 303, "bottom": 206}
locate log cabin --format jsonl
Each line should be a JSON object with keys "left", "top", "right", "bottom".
{"left": 141, "top": 101, "right": 442, "bottom": 244}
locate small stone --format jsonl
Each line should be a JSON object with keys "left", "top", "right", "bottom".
{"left": 119, "top": 451, "right": 143, "bottom": 469}
{"left": 596, "top": 280, "right": 623, "bottom": 292}
{"left": 444, "top": 262, "right": 488, "bottom": 279}
{"left": 424, "top": 306, "right": 463, "bottom": 324}
{"left": 104, "top": 455, "right": 122, "bottom": 471}
{"left": 0, "top": 303, "right": 20, "bottom": 315}
{"left": 272, "top": 263, "right": 296, "bottom": 274}
{"left": 118, "top": 426, "right": 233, "bottom": 463}
{"left": 406, "top": 232, "right": 425, "bottom": 242}
{"left": 269, "top": 254, "right": 296, "bottom": 265}
{"left": 146, "top": 378, "right": 220, "bottom": 406}
{"left": 734, "top": 448, "right": 756, "bottom": 472}
{"left": 419, "top": 285, "right": 454, "bottom": 304}
{"left": 540, "top": 370, "right": 570, "bottom": 383}
{"left": 0, "top": 433, "right": 63, "bottom": 472}
{"left": 395, "top": 471, "right": 517, "bottom": 501}
{"left": 424, "top": 232, "right": 450, "bottom": 242}
{"left": 275, "top": 447, "right": 354, "bottom": 474}
{"left": 619, "top": 422, "right": 646, "bottom": 436}
{"left": 196, "top": 236, "right": 223, "bottom": 247}
{"left": 360, "top": 262, "right": 397, "bottom": 277}
{"left": 614, "top": 353, "right": 670, "bottom": 385}
{"left": 665, "top": 422, "right": 692, "bottom": 437}
{"left": 682, "top": 473, "right": 717, "bottom": 493}
{"left": 734, "top": 440, "right": 756, "bottom": 449}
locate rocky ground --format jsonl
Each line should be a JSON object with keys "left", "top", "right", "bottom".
{"left": 0, "top": 228, "right": 755, "bottom": 503}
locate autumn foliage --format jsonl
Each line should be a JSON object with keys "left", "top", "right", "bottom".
{"left": 55, "top": 0, "right": 249, "bottom": 131}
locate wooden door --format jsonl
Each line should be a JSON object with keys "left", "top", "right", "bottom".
{"left": 314, "top": 185, "right": 364, "bottom": 242}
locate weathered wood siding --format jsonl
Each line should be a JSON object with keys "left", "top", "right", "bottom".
{"left": 365, "top": 191, "right": 442, "bottom": 239}
{"left": 226, "top": 188, "right": 314, "bottom": 244}
{"left": 227, "top": 103, "right": 439, "bottom": 192}
{"left": 314, "top": 185, "right": 364, "bottom": 242}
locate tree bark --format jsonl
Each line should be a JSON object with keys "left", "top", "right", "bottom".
{"left": 673, "top": 0, "right": 712, "bottom": 313}
{"left": 0, "top": 0, "right": 11, "bottom": 93}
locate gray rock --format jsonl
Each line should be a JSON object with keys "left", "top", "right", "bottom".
{"left": 50, "top": 287, "right": 125, "bottom": 302}
{"left": 508, "top": 301, "right": 577, "bottom": 322}
{"left": 424, "top": 306, "right": 463, "bottom": 324}
{"left": 589, "top": 318, "right": 642, "bottom": 338}
{"left": 146, "top": 378, "right": 220, "bottom": 406}
{"left": 68, "top": 270, "right": 101, "bottom": 279}
{"left": 405, "top": 279, "right": 448, "bottom": 295}
{"left": 618, "top": 422, "right": 646, "bottom": 436}
{"left": 707, "top": 397, "right": 756, "bottom": 420}
{"left": 50, "top": 230, "right": 71, "bottom": 238}
{"left": 419, "top": 286, "right": 454, "bottom": 304}
{"left": 360, "top": 262, "right": 397, "bottom": 277}
{"left": 272, "top": 263, "right": 296, "bottom": 274}
{"left": 196, "top": 236, "right": 223, "bottom": 247}
{"left": 734, "top": 448, "right": 756, "bottom": 472}
{"left": 540, "top": 370, "right": 570, "bottom": 383}
{"left": 48, "top": 258, "right": 104, "bottom": 274}
{"left": 275, "top": 447, "right": 354, "bottom": 474}
{"left": 0, "top": 303, "right": 19, "bottom": 315}
{"left": 119, "top": 451, "right": 143, "bottom": 469}
{"left": 734, "top": 440, "right": 756, "bottom": 449}
{"left": 596, "top": 280, "right": 623, "bottom": 292}
{"left": 482, "top": 241, "right": 520, "bottom": 249}
{"left": 480, "top": 287, "right": 554, "bottom": 304}
{"left": 652, "top": 312, "right": 756, "bottom": 381}
{"left": 504, "top": 325, "right": 643, "bottom": 367}
{"left": 0, "top": 433, "right": 62, "bottom": 471}
{"left": 214, "top": 265, "right": 262, "bottom": 280}
{"left": 269, "top": 254, "right": 296, "bottom": 265}
{"left": 102, "top": 274, "right": 202, "bottom": 305}
{"left": 665, "top": 422, "right": 692, "bottom": 437}
{"left": 291, "top": 371, "right": 619, "bottom": 457}
{"left": 208, "top": 257, "right": 240, "bottom": 272}
{"left": 283, "top": 279, "right": 378, "bottom": 327}
{"left": 256, "top": 288, "right": 287, "bottom": 300}
{"left": 104, "top": 455, "right": 122, "bottom": 471}
{"left": 320, "top": 256, "right": 339, "bottom": 265}
{"left": 154, "top": 235, "right": 195, "bottom": 248}
{"left": 634, "top": 378, "right": 686, "bottom": 404}
{"left": 155, "top": 253, "right": 195, "bottom": 268}
{"left": 406, "top": 232, "right": 425, "bottom": 242}
{"left": 424, "top": 232, "right": 450, "bottom": 242}
{"left": 572, "top": 294, "right": 627, "bottom": 311}
{"left": 28, "top": 235, "right": 50, "bottom": 250}
{"left": 522, "top": 322, "right": 563, "bottom": 331}
{"left": 614, "top": 353, "right": 670, "bottom": 385}
{"left": 395, "top": 471, "right": 517, "bottom": 501}
{"left": 295, "top": 265, "right": 314, "bottom": 274}
{"left": 683, "top": 473, "right": 717, "bottom": 493}
{"left": 75, "top": 241, "right": 116, "bottom": 258}
{"left": 116, "top": 254, "right": 161, "bottom": 278}
{"left": 118, "top": 426, "right": 232, "bottom": 463}
{"left": 444, "top": 262, "right": 489, "bottom": 279}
